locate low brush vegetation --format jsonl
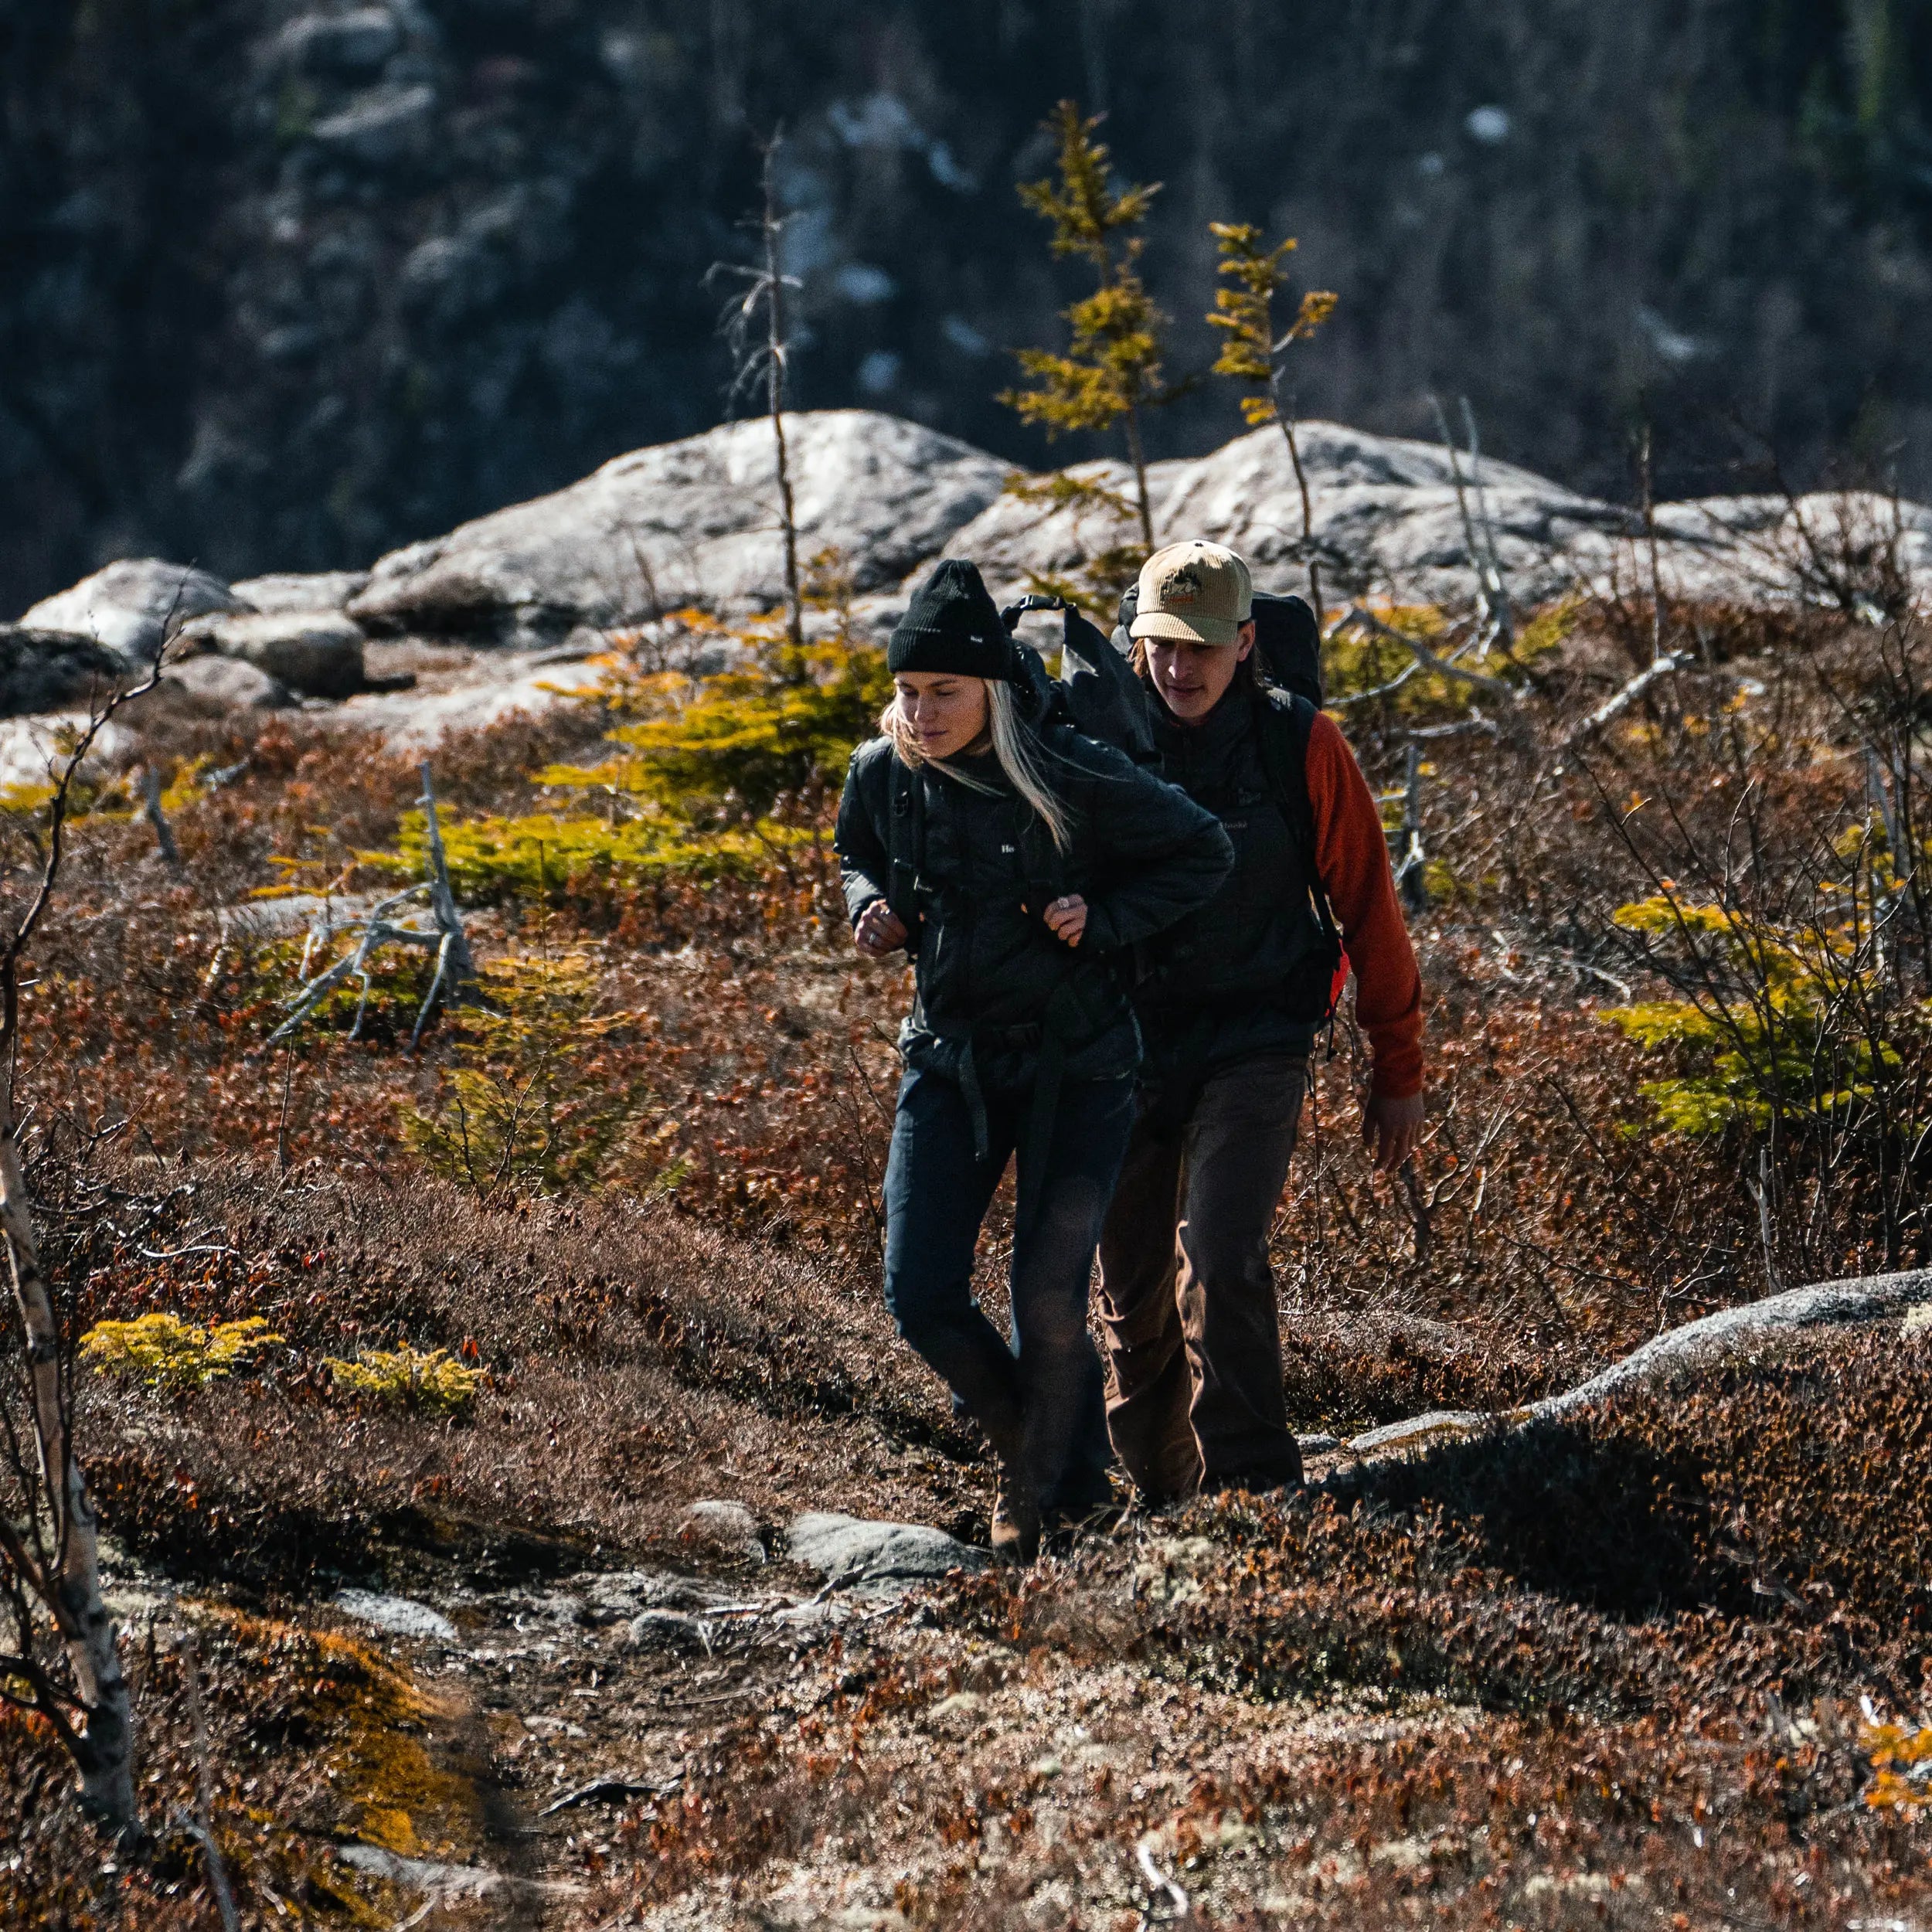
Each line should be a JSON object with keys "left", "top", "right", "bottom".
{"left": 8, "top": 566, "right": 1932, "bottom": 1925}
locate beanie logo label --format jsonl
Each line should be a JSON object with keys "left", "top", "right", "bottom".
{"left": 1162, "top": 563, "right": 1202, "bottom": 604}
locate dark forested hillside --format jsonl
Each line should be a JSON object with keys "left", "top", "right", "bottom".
{"left": 5, "top": 0, "right": 1932, "bottom": 612}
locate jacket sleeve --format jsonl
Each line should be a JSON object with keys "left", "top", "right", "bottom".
{"left": 1077, "top": 745, "right": 1235, "bottom": 954}
{"left": 834, "top": 743, "right": 893, "bottom": 930}
{"left": 1304, "top": 712, "right": 1424, "bottom": 1099}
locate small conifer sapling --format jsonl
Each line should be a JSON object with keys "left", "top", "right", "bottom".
{"left": 1207, "top": 221, "right": 1337, "bottom": 622}
{"left": 1005, "top": 101, "right": 1172, "bottom": 552}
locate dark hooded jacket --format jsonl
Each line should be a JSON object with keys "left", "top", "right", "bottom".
{"left": 835, "top": 724, "right": 1233, "bottom": 1091}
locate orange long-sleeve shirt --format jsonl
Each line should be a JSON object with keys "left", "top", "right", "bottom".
{"left": 1304, "top": 711, "right": 1425, "bottom": 1099}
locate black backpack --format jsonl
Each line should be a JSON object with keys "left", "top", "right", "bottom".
{"left": 1002, "top": 587, "right": 1345, "bottom": 1019}
{"left": 1117, "top": 585, "right": 1325, "bottom": 706}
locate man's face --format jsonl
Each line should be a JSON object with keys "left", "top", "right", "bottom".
{"left": 1145, "top": 621, "right": 1255, "bottom": 723}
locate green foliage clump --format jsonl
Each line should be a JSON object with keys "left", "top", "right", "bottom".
{"left": 1003, "top": 100, "right": 1171, "bottom": 548}
{"left": 556, "top": 638, "right": 889, "bottom": 815}
{"left": 537, "top": 551, "right": 891, "bottom": 825}
{"left": 401, "top": 948, "right": 655, "bottom": 1195}
{"left": 80, "top": 1313, "right": 284, "bottom": 1391}
{"left": 325, "top": 1344, "right": 482, "bottom": 1415}
{"left": 1605, "top": 861, "right": 1914, "bottom": 1134}
{"left": 368, "top": 808, "right": 807, "bottom": 906}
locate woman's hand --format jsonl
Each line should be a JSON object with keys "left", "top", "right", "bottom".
{"left": 1043, "top": 894, "right": 1089, "bottom": 947}
{"left": 1362, "top": 1090, "right": 1426, "bottom": 1173}
{"left": 854, "top": 901, "right": 910, "bottom": 958}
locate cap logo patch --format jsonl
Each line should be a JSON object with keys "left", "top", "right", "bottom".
{"left": 1161, "top": 563, "right": 1203, "bottom": 604}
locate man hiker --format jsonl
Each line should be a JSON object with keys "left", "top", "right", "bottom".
{"left": 1096, "top": 539, "right": 1425, "bottom": 1504}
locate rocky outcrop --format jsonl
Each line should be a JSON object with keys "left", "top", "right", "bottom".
{"left": 0, "top": 629, "right": 125, "bottom": 719}
{"left": 176, "top": 610, "right": 366, "bottom": 698}
{"left": 933, "top": 421, "right": 1932, "bottom": 611}
{"left": 20, "top": 561, "right": 244, "bottom": 668}
{"left": 230, "top": 571, "right": 370, "bottom": 614}
{"left": 345, "top": 411, "right": 1011, "bottom": 644}
{"left": 12, "top": 409, "right": 1932, "bottom": 746}
{"left": 165, "top": 654, "right": 294, "bottom": 709}
{"left": 1327, "top": 1264, "right": 1932, "bottom": 1464}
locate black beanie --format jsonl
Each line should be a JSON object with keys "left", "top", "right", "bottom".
{"left": 887, "top": 560, "right": 1021, "bottom": 680}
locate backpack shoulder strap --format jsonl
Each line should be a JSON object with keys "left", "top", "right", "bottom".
{"left": 1253, "top": 688, "right": 1315, "bottom": 859}
{"left": 1253, "top": 689, "right": 1341, "bottom": 944}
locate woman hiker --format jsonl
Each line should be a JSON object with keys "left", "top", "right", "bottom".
{"left": 836, "top": 558, "right": 1233, "bottom": 1562}
{"left": 1097, "top": 540, "right": 1426, "bottom": 1505}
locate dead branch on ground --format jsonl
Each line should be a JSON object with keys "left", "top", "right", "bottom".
{"left": 267, "top": 761, "right": 476, "bottom": 1052}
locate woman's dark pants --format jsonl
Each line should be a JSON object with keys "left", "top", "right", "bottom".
{"left": 883, "top": 1064, "right": 1134, "bottom": 1516}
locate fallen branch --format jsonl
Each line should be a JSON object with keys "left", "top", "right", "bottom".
{"left": 1331, "top": 605, "right": 1521, "bottom": 703}
{"left": 267, "top": 763, "right": 475, "bottom": 1052}
{"left": 539, "top": 1772, "right": 681, "bottom": 1818}
{"left": 1557, "top": 651, "right": 1693, "bottom": 753}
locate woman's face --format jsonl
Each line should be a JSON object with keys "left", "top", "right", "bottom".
{"left": 894, "top": 672, "right": 990, "bottom": 760}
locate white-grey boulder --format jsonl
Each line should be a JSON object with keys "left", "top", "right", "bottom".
{"left": 0, "top": 714, "right": 133, "bottom": 792}
{"left": 179, "top": 610, "right": 365, "bottom": 698}
{"left": 229, "top": 570, "right": 370, "bottom": 614}
{"left": 785, "top": 1512, "right": 990, "bottom": 1590}
{"left": 347, "top": 409, "right": 1012, "bottom": 645}
{"left": 20, "top": 560, "right": 245, "bottom": 668}
{"left": 165, "top": 653, "right": 293, "bottom": 709}
{"left": 677, "top": 1498, "right": 764, "bottom": 1562}
{"left": 332, "top": 1587, "right": 459, "bottom": 1643}
{"left": 0, "top": 628, "right": 124, "bottom": 718}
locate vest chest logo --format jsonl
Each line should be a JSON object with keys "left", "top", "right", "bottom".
{"left": 1000, "top": 843, "right": 1016, "bottom": 855}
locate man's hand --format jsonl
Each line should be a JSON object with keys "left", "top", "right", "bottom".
{"left": 1042, "top": 894, "right": 1089, "bottom": 947}
{"left": 854, "top": 901, "right": 910, "bottom": 958}
{"left": 1362, "top": 1090, "right": 1425, "bottom": 1174}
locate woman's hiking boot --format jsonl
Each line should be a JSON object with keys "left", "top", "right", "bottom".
{"left": 989, "top": 1470, "right": 1042, "bottom": 1566}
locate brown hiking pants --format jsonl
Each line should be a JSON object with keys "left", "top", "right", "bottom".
{"left": 1096, "top": 1051, "right": 1307, "bottom": 1502}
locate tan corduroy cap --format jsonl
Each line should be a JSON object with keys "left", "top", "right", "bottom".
{"left": 1128, "top": 540, "right": 1253, "bottom": 646}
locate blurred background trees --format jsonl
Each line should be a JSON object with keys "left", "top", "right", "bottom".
{"left": 5, "top": 0, "right": 1932, "bottom": 611}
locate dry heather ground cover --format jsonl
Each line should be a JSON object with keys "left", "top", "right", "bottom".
{"left": 7, "top": 594, "right": 1932, "bottom": 1925}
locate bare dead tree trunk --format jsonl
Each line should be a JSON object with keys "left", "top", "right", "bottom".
{"left": 758, "top": 141, "right": 804, "bottom": 658}
{"left": 710, "top": 132, "right": 806, "bottom": 658}
{"left": 1272, "top": 383, "right": 1322, "bottom": 629}
{"left": 1638, "top": 420, "right": 1665, "bottom": 668}
{"left": 1124, "top": 402, "right": 1154, "bottom": 552}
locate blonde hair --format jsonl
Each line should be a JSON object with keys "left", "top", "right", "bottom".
{"left": 879, "top": 679, "right": 1073, "bottom": 853}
